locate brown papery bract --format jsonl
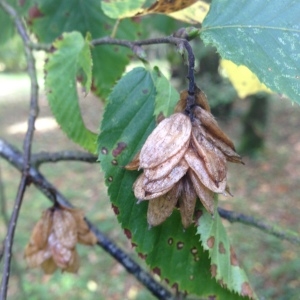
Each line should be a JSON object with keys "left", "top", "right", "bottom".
{"left": 139, "top": 113, "right": 191, "bottom": 169}
{"left": 127, "top": 87, "right": 243, "bottom": 228}
{"left": 175, "top": 85, "right": 211, "bottom": 113}
{"left": 24, "top": 205, "right": 97, "bottom": 274}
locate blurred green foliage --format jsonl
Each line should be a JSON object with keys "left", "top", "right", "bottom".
{"left": 0, "top": 34, "right": 26, "bottom": 72}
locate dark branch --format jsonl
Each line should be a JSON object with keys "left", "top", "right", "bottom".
{"left": 31, "top": 151, "right": 98, "bottom": 168}
{"left": 0, "top": 139, "right": 174, "bottom": 300}
{"left": 0, "top": 1, "right": 40, "bottom": 298}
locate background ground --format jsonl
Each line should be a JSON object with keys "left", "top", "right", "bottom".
{"left": 0, "top": 73, "right": 300, "bottom": 299}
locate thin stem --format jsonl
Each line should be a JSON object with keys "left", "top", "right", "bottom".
{"left": 110, "top": 19, "right": 120, "bottom": 38}
{"left": 26, "top": 35, "right": 197, "bottom": 115}
{"left": 0, "top": 139, "right": 174, "bottom": 300}
{"left": 218, "top": 207, "right": 300, "bottom": 245}
{"left": 0, "top": 1, "right": 39, "bottom": 298}
{"left": 31, "top": 151, "right": 97, "bottom": 168}
{"left": 92, "top": 36, "right": 196, "bottom": 116}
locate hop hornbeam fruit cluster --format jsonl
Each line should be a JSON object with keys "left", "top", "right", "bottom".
{"left": 126, "top": 87, "right": 243, "bottom": 228}
{"left": 24, "top": 204, "right": 97, "bottom": 274}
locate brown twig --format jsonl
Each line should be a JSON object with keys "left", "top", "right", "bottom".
{"left": 0, "top": 139, "right": 174, "bottom": 300}
{"left": 0, "top": 1, "right": 39, "bottom": 298}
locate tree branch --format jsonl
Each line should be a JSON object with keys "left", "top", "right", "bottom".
{"left": 0, "top": 139, "right": 174, "bottom": 300}
{"left": 31, "top": 151, "right": 98, "bottom": 168}
{"left": 218, "top": 207, "right": 300, "bottom": 245}
{"left": 27, "top": 32, "right": 198, "bottom": 116}
{"left": 0, "top": 1, "right": 39, "bottom": 298}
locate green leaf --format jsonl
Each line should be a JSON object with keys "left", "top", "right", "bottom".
{"left": 45, "top": 31, "right": 97, "bottom": 153}
{"left": 152, "top": 66, "right": 179, "bottom": 117}
{"left": 28, "top": 0, "right": 140, "bottom": 97}
{"left": 197, "top": 207, "right": 257, "bottom": 299}
{"left": 98, "top": 67, "right": 250, "bottom": 299}
{"left": 101, "top": 0, "right": 146, "bottom": 19}
{"left": 201, "top": 0, "right": 300, "bottom": 103}
{"left": 0, "top": 8, "right": 14, "bottom": 45}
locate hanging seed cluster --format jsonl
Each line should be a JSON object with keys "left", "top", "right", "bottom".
{"left": 126, "top": 87, "right": 243, "bottom": 228}
{"left": 24, "top": 205, "right": 97, "bottom": 274}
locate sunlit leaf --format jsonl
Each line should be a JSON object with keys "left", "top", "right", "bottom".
{"left": 220, "top": 60, "right": 272, "bottom": 98}
{"left": 45, "top": 32, "right": 97, "bottom": 153}
{"left": 98, "top": 66, "right": 251, "bottom": 299}
{"left": 101, "top": 0, "right": 198, "bottom": 19}
{"left": 197, "top": 207, "right": 257, "bottom": 299}
{"left": 201, "top": 0, "right": 300, "bottom": 103}
{"left": 101, "top": 0, "right": 146, "bottom": 19}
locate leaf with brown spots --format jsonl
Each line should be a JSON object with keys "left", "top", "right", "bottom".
{"left": 197, "top": 206, "right": 257, "bottom": 299}
{"left": 98, "top": 67, "right": 249, "bottom": 299}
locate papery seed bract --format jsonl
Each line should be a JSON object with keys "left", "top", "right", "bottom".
{"left": 24, "top": 248, "right": 52, "bottom": 268}
{"left": 29, "top": 210, "right": 53, "bottom": 250}
{"left": 184, "top": 148, "right": 226, "bottom": 193}
{"left": 205, "top": 130, "right": 243, "bottom": 164}
{"left": 144, "top": 159, "right": 189, "bottom": 194}
{"left": 66, "top": 207, "right": 97, "bottom": 245}
{"left": 53, "top": 209, "right": 77, "bottom": 249}
{"left": 191, "top": 130, "right": 227, "bottom": 183}
{"left": 144, "top": 140, "right": 189, "bottom": 181}
{"left": 188, "top": 169, "right": 214, "bottom": 214}
{"left": 147, "top": 193, "right": 178, "bottom": 226}
{"left": 41, "top": 258, "right": 58, "bottom": 274}
{"left": 179, "top": 177, "right": 197, "bottom": 228}
{"left": 194, "top": 107, "right": 235, "bottom": 150}
{"left": 175, "top": 86, "right": 211, "bottom": 113}
{"left": 140, "top": 113, "right": 192, "bottom": 169}
{"left": 125, "top": 150, "right": 140, "bottom": 170}
{"left": 48, "top": 232, "right": 75, "bottom": 270}
{"left": 64, "top": 250, "right": 80, "bottom": 273}
{"left": 134, "top": 173, "right": 174, "bottom": 200}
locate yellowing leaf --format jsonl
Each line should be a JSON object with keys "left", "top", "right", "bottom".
{"left": 220, "top": 60, "right": 272, "bottom": 99}
{"left": 170, "top": 1, "right": 209, "bottom": 24}
{"left": 146, "top": 0, "right": 197, "bottom": 14}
